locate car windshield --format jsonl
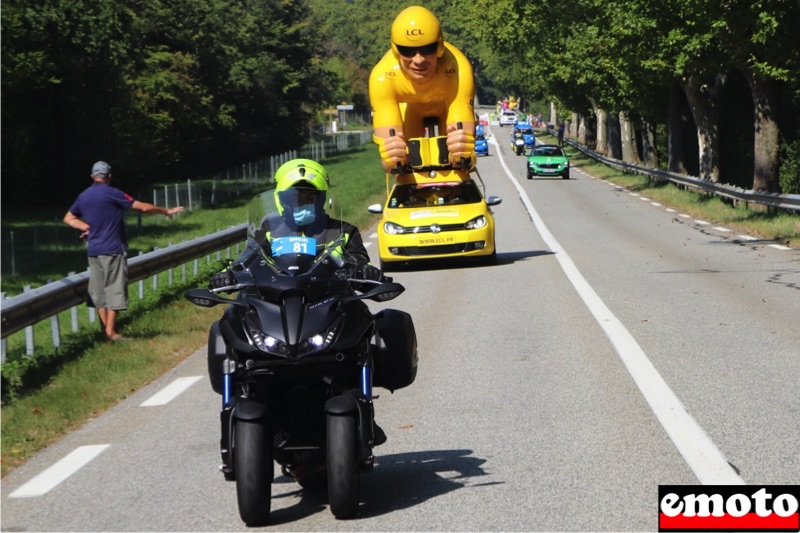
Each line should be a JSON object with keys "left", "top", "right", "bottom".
{"left": 388, "top": 181, "right": 483, "bottom": 208}
{"left": 531, "top": 146, "right": 565, "bottom": 157}
{"left": 476, "top": 134, "right": 486, "bottom": 141}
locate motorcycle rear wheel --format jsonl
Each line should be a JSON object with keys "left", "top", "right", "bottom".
{"left": 234, "top": 420, "right": 273, "bottom": 526}
{"left": 326, "top": 413, "right": 359, "bottom": 518}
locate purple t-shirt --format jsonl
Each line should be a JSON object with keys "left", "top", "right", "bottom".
{"left": 69, "top": 182, "right": 135, "bottom": 257}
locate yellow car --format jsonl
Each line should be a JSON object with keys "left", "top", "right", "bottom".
{"left": 368, "top": 172, "right": 502, "bottom": 270}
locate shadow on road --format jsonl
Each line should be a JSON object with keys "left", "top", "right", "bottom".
{"left": 265, "top": 448, "right": 498, "bottom": 525}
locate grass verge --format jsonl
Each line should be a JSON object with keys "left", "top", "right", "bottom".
{"left": 538, "top": 131, "right": 800, "bottom": 248}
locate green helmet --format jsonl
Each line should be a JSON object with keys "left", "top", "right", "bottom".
{"left": 274, "top": 159, "right": 329, "bottom": 219}
{"left": 275, "top": 159, "right": 329, "bottom": 192}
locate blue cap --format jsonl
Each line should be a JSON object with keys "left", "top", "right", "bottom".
{"left": 91, "top": 161, "right": 111, "bottom": 176}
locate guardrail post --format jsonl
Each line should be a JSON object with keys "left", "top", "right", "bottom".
{"left": 24, "top": 285, "right": 34, "bottom": 356}
{"left": 69, "top": 272, "right": 79, "bottom": 332}
{"left": 1, "top": 293, "right": 6, "bottom": 363}
{"left": 168, "top": 244, "right": 174, "bottom": 286}
{"left": 138, "top": 251, "right": 145, "bottom": 299}
{"left": 152, "top": 248, "right": 159, "bottom": 291}
{"left": 46, "top": 278, "right": 61, "bottom": 350}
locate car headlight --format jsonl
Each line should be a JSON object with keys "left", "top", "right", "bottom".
{"left": 466, "top": 215, "right": 487, "bottom": 229}
{"left": 383, "top": 221, "right": 405, "bottom": 235}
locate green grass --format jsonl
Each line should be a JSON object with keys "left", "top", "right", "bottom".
{"left": 539, "top": 131, "right": 800, "bottom": 248}
{"left": 1, "top": 144, "right": 387, "bottom": 476}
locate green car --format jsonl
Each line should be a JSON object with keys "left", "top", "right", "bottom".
{"left": 526, "top": 144, "right": 570, "bottom": 179}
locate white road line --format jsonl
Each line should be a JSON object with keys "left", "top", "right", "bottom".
{"left": 9, "top": 445, "right": 110, "bottom": 498}
{"left": 768, "top": 244, "right": 792, "bottom": 251}
{"left": 713, "top": 227, "right": 731, "bottom": 233}
{"left": 139, "top": 376, "right": 202, "bottom": 407}
{"left": 737, "top": 235, "right": 759, "bottom": 241}
{"left": 500, "top": 148, "right": 744, "bottom": 485}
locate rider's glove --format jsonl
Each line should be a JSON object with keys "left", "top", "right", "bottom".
{"left": 355, "top": 264, "right": 382, "bottom": 281}
{"left": 379, "top": 134, "right": 408, "bottom": 169}
{"left": 209, "top": 270, "right": 236, "bottom": 290}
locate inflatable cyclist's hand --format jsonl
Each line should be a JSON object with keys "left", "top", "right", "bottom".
{"left": 446, "top": 125, "right": 475, "bottom": 167}
{"left": 379, "top": 133, "right": 408, "bottom": 170}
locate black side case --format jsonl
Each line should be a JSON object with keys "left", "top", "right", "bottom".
{"left": 372, "top": 309, "right": 418, "bottom": 392}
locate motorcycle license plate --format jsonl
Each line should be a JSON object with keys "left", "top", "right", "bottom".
{"left": 271, "top": 236, "right": 316, "bottom": 256}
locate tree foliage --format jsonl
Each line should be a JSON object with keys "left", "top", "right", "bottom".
{"left": 2, "top": 0, "right": 334, "bottom": 207}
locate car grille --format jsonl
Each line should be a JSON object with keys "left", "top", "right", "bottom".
{"left": 402, "top": 223, "right": 465, "bottom": 234}
{"left": 536, "top": 164, "right": 562, "bottom": 169}
{"left": 395, "top": 243, "right": 480, "bottom": 256}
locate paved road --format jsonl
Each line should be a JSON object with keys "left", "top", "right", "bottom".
{"left": 2, "top": 128, "right": 798, "bottom": 531}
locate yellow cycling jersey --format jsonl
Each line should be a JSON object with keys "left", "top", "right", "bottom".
{"left": 369, "top": 41, "right": 475, "bottom": 138}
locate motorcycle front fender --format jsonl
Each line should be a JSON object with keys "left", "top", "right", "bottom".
{"left": 234, "top": 398, "right": 268, "bottom": 421}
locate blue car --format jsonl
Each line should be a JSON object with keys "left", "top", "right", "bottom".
{"left": 514, "top": 121, "right": 536, "bottom": 149}
{"left": 475, "top": 127, "right": 489, "bottom": 156}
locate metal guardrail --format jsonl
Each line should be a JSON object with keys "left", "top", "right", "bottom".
{"left": 548, "top": 128, "right": 800, "bottom": 211}
{"left": 1, "top": 224, "right": 247, "bottom": 339}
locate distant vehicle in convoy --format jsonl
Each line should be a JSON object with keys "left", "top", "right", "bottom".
{"left": 510, "top": 130, "right": 525, "bottom": 155}
{"left": 526, "top": 144, "right": 571, "bottom": 179}
{"left": 475, "top": 125, "right": 489, "bottom": 156}
{"left": 499, "top": 110, "right": 517, "bottom": 126}
{"left": 514, "top": 121, "right": 536, "bottom": 149}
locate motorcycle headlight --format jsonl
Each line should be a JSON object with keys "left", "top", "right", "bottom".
{"left": 250, "top": 330, "right": 290, "bottom": 355}
{"left": 466, "top": 215, "right": 487, "bottom": 229}
{"left": 384, "top": 221, "right": 405, "bottom": 235}
{"left": 298, "top": 320, "right": 341, "bottom": 357}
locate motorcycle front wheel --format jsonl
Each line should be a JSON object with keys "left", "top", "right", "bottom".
{"left": 326, "top": 413, "right": 359, "bottom": 518}
{"left": 234, "top": 419, "right": 273, "bottom": 526}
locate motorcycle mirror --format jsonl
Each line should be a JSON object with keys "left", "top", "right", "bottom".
{"left": 184, "top": 288, "right": 240, "bottom": 308}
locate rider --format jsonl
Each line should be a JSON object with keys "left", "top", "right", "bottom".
{"left": 369, "top": 5, "right": 476, "bottom": 173}
{"left": 209, "top": 159, "right": 381, "bottom": 289}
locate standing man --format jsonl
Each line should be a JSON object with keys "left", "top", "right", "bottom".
{"left": 557, "top": 121, "right": 565, "bottom": 147}
{"left": 63, "top": 161, "right": 184, "bottom": 341}
{"left": 369, "top": 5, "right": 476, "bottom": 173}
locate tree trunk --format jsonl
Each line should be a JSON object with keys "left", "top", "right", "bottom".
{"left": 570, "top": 112, "right": 579, "bottom": 140}
{"left": 607, "top": 113, "right": 622, "bottom": 159}
{"left": 744, "top": 68, "right": 782, "bottom": 193}
{"left": 620, "top": 111, "right": 640, "bottom": 163}
{"left": 549, "top": 101, "right": 558, "bottom": 127}
{"left": 640, "top": 118, "right": 659, "bottom": 168}
{"left": 590, "top": 98, "right": 608, "bottom": 155}
{"left": 680, "top": 74, "right": 723, "bottom": 182}
{"left": 578, "top": 114, "right": 587, "bottom": 145}
{"left": 668, "top": 80, "right": 689, "bottom": 174}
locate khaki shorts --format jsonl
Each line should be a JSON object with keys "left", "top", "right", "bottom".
{"left": 88, "top": 253, "right": 129, "bottom": 310}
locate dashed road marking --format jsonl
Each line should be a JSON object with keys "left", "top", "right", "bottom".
{"left": 9, "top": 445, "right": 110, "bottom": 498}
{"left": 140, "top": 376, "right": 202, "bottom": 407}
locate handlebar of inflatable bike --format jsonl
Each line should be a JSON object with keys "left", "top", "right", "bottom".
{"left": 388, "top": 123, "right": 471, "bottom": 175}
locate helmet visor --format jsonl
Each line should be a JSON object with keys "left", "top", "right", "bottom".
{"left": 395, "top": 41, "right": 439, "bottom": 58}
{"left": 278, "top": 187, "right": 324, "bottom": 208}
